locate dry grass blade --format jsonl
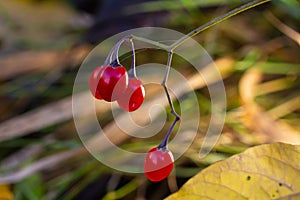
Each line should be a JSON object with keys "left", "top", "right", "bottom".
{"left": 239, "top": 67, "right": 300, "bottom": 144}
{"left": 0, "top": 95, "right": 72, "bottom": 142}
{"left": 0, "top": 92, "right": 111, "bottom": 142}
{"left": 265, "top": 11, "right": 300, "bottom": 45}
{"left": 254, "top": 77, "right": 294, "bottom": 96}
{"left": 0, "top": 45, "right": 91, "bottom": 79}
{"left": 0, "top": 145, "right": 42, "bottom": 171}
{"left": 0, "top": 148, "right": 84, "bottom": 183}
{"left": 267, "top": 96, "right": 300, "bottom": 120}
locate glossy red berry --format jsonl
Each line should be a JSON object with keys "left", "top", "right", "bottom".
{"left": 144, "top": 147, "right": 174, "bottom": 182}
{"left": 89, "top": 66, "right": 104, "bottom": 99}
{"left": 98, "top": 65, "right": 128, "bottom": 102}
{"left": 117, "top": 78, "right": 145, "bottom": 112}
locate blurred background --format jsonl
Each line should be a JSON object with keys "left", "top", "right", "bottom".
{"left": 0, "top": 0, "right": 299, "bottom": 199}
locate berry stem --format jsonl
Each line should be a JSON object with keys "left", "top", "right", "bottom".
{"left": 104, "top": 35, "right": 132, "bottom": 66}
{"left": 158, "top": 51, "right": 180, "bottom": 150}
{"left": 161, "top": 51, "right": 180, "bottom": 120}
{"left": 158, "top": 115, "right": 180, "bottom": 150}
{"left": 128, "top": 38, "right": 137, "bottom": 78}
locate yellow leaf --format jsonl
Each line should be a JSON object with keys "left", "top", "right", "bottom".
{"left": 0, "top": 184, "right": 13, "bottom": 200}
{"left": 166, "top": 143, "right": 300, "bottom": 200}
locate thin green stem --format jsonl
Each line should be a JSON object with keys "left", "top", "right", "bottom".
{"left": 130, "top": 1, "right": 271, "bottom": 52}
{"left": 162, "top": 51, "right": 172, "bottom": 85}
{"left": 170, "top": 0, "right": 271, "bottom": 50}
{"left": 131, "top": 35, "right": 170, "bottom": 50}
{"left": 161, "top": 52, "right": 180, "bottom": 119}
{"left": 158, "top": 116, "right": 180, "bottom": 150}
{"left": 113, "top": 0, "right": 271, "bottom": 64}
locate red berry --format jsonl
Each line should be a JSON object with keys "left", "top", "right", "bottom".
{"left": 98, "top": 65, "right": 128, "bottom": 102}
{"left": 89, "top": 66, "right": 104, "bottom": 99}
{"left": 117, "top": 78, "right": 145, "bottom": 112}
{"left": 144, "top": 147, "right": 174, "bottom": 182}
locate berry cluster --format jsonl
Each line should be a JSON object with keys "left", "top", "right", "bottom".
{"left": 89, "top": 37, "right": 179, "bottom": 182}
{"left": 89, "top": 38, "right": 145, "bottom": 112}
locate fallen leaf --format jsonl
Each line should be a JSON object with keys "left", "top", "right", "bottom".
{"left": 166, "top": 143, "right": 300, "bottom": 200}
